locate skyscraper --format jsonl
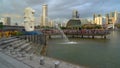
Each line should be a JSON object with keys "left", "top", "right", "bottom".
{"left": 105, "top": 11, "right": 118, "bottom": 24}
{"left": 93, "top": 14, "right": 97, "bottom": 23}
{"left": 72, "top": 9, "right": 79, "bottom": 19}
{"left": 105, "top": 14, "right": 109, "bottom": 24}
{"left": 0, "top": 18, "right": 5, "bottom": 25}
{"left": 50, "top": 20, "right": 54, "bottom": 27}
{"left": 40, "top": 15, "right": 43, "bottom": 26}
{"left": 116, "top": 12, "right": 120, "bottom": 23}
{"left": 5, "top": 17, "right": 11, "bottom": 25}
{"left": 93, "top": 14, "right": 103, "bottom": 25}
{"left": 41, "top": 4, "right": 48, "bottom": 27}
{"left": 93, "top": 14, "right": 97, "bottom": 19}
{"left": 0, "top": 17, "right": 11, "bottom": 25}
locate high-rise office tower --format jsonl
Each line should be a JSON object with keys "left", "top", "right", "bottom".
{"left": 105, "top": 14, "right": 109, "bottom": 24}
{"left": 93, "top": 14, "right": 97, "bottom": 23}
{"left": 113, "top": 11, "right": 117, "bottom": 23}
{"left": 93, "top": 14, "right": 96, "bottom": 19}
{"left": 5, "top": 17, "right": 11, "bottom": 25}
{"left": 93, "top": 14, "right": 102, "bottom": 25}
{"left": 40, "top": 15, "right": 43, "bottom": 26}
{"left": 0, "top": 18, "right": 5, "bottom": 25}
{"left": 0, "top": 17, "right": 11, "bottom": 25}
{"left": 50, "top": 20, "right": 54, "bottom": 27}
{"left": 42, "top": 4, "right": 48, "bottom": 26}
{"left": 117, "top": 12, "right": 120, "bottom": 23}
{"left": 97, "top": 14, "right": 102, "bottom": 25}
{"left": 72, "top": 10, "right": 79, "bottom": 19}
{"left": 106, "top": 11, "right": 118, "bottom": 24}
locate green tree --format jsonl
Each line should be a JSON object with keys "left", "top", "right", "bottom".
{"left": 0, "top": 22, "right": 3, "bottom": 29}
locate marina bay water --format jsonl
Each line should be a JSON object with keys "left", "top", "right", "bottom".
{"left": 47, "top": 30, "right": 120, "bottom": 68}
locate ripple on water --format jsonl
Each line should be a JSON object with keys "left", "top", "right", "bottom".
{"left": 59, "top": 41, "right": 78, "bottom": 45}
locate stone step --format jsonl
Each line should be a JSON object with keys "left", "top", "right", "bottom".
{"left": 13, "top": 41, "right": 27, "bottom": 49}
{"left": 17, "top": 43, "right": 31, "bottom": 52}
{"left": 0, "top": 38, "right": 19, "bottom": 45}
{"left": 20, "top": 43, "right": 32, "bottom": 51}
{"left": 0, "top": 36, "right": 42, "bottom": 56}
{"left": 25, "top": 46, "right": 32, "bottom": 53}
{"left": 0, "top": 39, "right": 20, "bottom": 49}
{"left": 10, "top": 40, "right": 22, "bottom": 45}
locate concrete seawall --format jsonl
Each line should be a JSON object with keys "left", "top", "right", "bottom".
{"left": 1, "top": 51, "right": 86, "bottom": 68}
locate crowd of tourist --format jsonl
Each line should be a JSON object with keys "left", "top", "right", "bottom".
{"left": 41, "top": 29, "right": 110, "bottom": 35}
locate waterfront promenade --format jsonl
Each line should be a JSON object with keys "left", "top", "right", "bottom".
{"left": 0, "top": 52, "right": 31, "bottom": 68}
{"left": 0, "top": 49, "right": 85, "bottom": 68}
{"left": 0, "top": 37, "right": 86, "bottom": 68}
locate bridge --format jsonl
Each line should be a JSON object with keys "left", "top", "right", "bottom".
{"left": 41, "top": 29, "right": 110, "bottom": 39}
{"left": 107, "top": 24, "right": 114, "bottom": 29}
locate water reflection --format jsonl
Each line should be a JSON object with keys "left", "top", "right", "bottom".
{"left": 47, "top": 31, "right": 120, "bottom": 68}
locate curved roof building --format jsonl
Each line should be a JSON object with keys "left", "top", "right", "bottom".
{"left": 66, "top": 19, "right": 81, "bottom": 28}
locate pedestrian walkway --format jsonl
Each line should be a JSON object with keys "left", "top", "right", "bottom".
{"left": 22, "top": 55, "right": 85, "bottom": 68}
{"left": 0, "top": 52, "right": 31, "bottom": 68}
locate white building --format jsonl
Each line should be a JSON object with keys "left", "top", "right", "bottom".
{"left": 117, "top": 12, "right": 120, "bottom": 23}
{"left": 72, "top": 9, "right": 79, "bottom": 19}
{"left": 50, "top": 20, "right": 54, "bottom": 27}
{"left": 80, "top": 18, "right": 90, "bottom": 25}
{"left": 41, "top": 4, "right": 48, "bottom": 27}
{"left": 0, "top": 17, "right": 11, "bottom": 25}
{"left": 93, "top": 14, "right": 103, "bottom": 25}
{"left": 0, "top": 18, "right": 5, "bottom": 25}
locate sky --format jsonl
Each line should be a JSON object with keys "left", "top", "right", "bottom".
{"left": 0, "top": 0, "right": 120, "bottom": 25}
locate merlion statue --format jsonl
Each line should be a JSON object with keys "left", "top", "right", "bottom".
{"left": 24, "top": 7, "right": 35, "bottom": 31}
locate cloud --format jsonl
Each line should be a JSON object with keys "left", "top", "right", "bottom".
{"left": 0, "top": 0, "right": 120, "bottom": 25}
{"left": 1, "top": 14, "right": 22, "bottom": 19}
{"left": 0, "top": 13, "right": 23, "bottom": 24}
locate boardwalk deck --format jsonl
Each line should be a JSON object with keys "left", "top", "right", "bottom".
{"left": 42, "top": 29, "right": 110, "bottom": 39}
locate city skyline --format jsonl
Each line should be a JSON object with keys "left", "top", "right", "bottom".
{"left": 0, "top": 0, "right": 120, "bottom": 25}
